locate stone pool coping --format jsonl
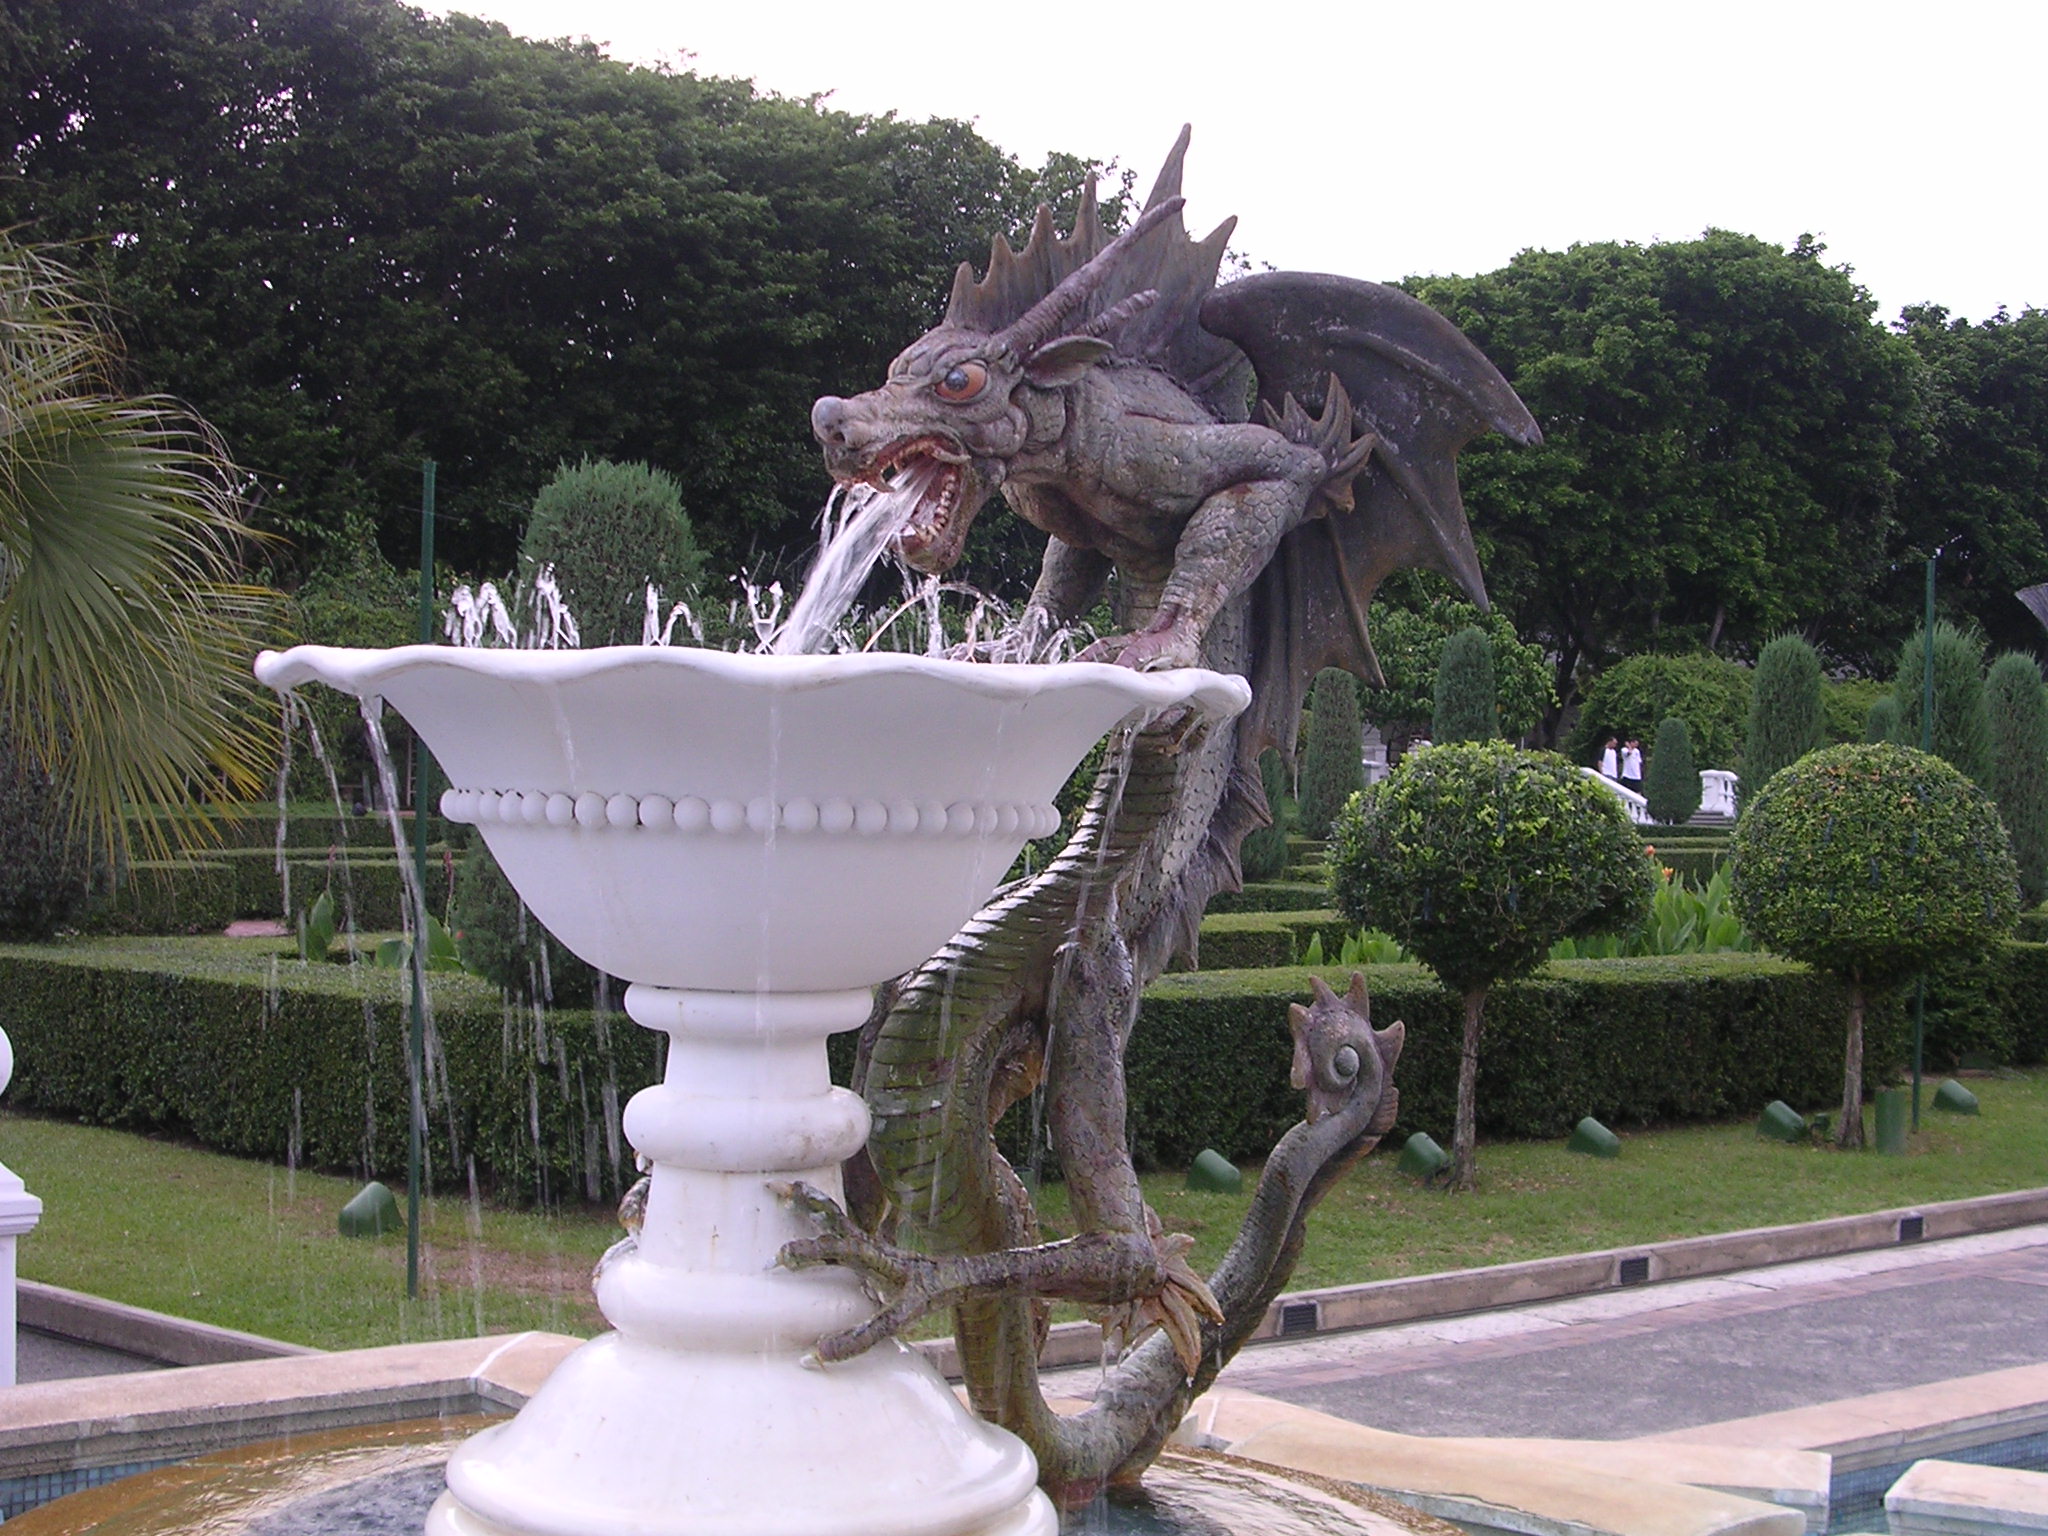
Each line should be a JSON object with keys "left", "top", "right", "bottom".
{"left": 1650, "top": 1359, "right": 2048, "bottom": 1477}
{"left": 0, "top": 1332, "right": 577, "bottom": 1483}
{"left": 933, "top": 1184, "right": 2048, "bottom": 1374}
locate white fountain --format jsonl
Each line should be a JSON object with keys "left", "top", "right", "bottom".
{"left": 252, "top": 643, "right": 1250, "bottom": 1536}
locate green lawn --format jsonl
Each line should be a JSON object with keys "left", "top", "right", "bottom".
{"left": 1051, "top": 1068, "right": 2048, "bottom": 1290}
{"left": 4, "top": 1069, "right": 2041, "bottom": 1350}
{"left": 0, "top": 1111, "right": 616, "bottom": 1349}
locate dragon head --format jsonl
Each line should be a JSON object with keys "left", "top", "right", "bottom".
{"left": 811, "top": 196, "right": 1185, "bottom": 573}
{"left": 1288, "top": 971, "right": 1403, "bottom": 1131}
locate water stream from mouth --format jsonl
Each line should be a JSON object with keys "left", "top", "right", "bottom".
{"left": 769, "top": 475, "right": 927, "bottom": 655}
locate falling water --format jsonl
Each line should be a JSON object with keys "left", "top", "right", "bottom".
{"left": 769, "top": 478, "right": 926, "bottom": 654}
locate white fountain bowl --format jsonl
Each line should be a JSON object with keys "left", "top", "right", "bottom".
{"left": 255, "top": 645, "right": 1249, "bottom": 993}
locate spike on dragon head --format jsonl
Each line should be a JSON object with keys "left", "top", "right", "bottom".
{"left": 811, "top": 127, "right": 1242, "bottom": 577}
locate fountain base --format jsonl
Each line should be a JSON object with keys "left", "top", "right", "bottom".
{"left": 420, "top": 984, "right": 1056, "bottom": 1536}
{"left": 424, "top": 1331, "right": 1055, "bottom": 1536}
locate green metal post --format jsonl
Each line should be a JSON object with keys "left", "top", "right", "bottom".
{"left": 408, "top": 461, "right": 436, "bottom": 1298}
{"left": 1913, "top": 555, "right": 1934, "bottom": 1131}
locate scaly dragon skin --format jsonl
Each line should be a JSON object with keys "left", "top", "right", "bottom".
{"left": 781, "top": 129, "right": 1527, "bottom": 1505}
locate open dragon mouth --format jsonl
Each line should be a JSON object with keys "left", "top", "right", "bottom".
{"left": 863, "top": 436, "right": 973, "bottom": 570}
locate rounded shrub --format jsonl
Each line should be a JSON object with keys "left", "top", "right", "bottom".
{"left": 1432, "top": 626, "right": 1499, "bottom": 744}
{"left": 1643, "top": 716, "right": 1701, "bottom": 826}
{"left": 1298, "top": 668, "right": 1364, "bottom": 840}
{"left": 522, "top": 458, "right": 705, "bottom": 647}
{"left": 1982, "top": 652, "right": 2048, "bottom": 906}
{"left": 1743, "top": 634, "right": 1824, "bottom": 800}
{"left": 1729, "top": 742, "right": 2019, "bottom": 1147}
{"left": 1330, "top": 740, "right": 1657, "bottom": 1185}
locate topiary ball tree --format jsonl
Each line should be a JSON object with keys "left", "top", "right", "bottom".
{"left": 1982, "top": 653, "right": 2048, "bottom": 907}
{"left": 522, "top": 458, "right": 705, "bottom": 646}
{"left": 1299, "top": 667, "right": 1365, "bottom": 840}
{"left": 1330, "top": 740, "right": 1658, "bottom": 1188}
{"left": 1730, "top": 743, "right": 2019, "bottom": 1149}
{"left": 1643, "top": 716, "right": 1701, "bottom": 827}
{"left": 1432, "top": 625, "right": 1499, "bottom": 744}
{"left": 1744, "top": 634, "right": 1825, "bottom": 803}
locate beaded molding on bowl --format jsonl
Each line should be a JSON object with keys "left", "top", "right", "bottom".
{"left": 440, "top": 787, "right": 1061, "bottom": 840}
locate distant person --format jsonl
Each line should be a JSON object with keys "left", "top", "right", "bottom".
{"left": 1599, "top": 737, "right": 1620, "bottom": 779}
{"left": 1621, "top": 738, "right": 1643, "bottom": 793}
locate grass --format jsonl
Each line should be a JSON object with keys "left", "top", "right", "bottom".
{"left": 1042, "top": 1067, "right": 2048, "bottom": 1290}
{"left": 0, "top": 1110, "right": 616, "bottom": 1349}
{"left": 4, "top": 1069, "right": 2042, "bottom": 1350}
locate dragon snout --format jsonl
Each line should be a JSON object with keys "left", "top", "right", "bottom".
{"left": 811, "top": 395, "right": 859, "bottom": 449}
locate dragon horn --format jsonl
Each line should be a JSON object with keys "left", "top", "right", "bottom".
{"left": 993, "top": 195, "right": 1185, "bottom": 361}
{"left": 1345, "top": 971, "right": 1370, "bottom": 1014}
{"left": 1309, "top": 974, "right": 1339, "bottom": 1006}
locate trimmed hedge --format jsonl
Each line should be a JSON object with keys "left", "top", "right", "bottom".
{"left": 8, "top": 937, "right": 2041, "bottom": 1195}
{"left": 80, "top": 844, "right": 459, "bottom": 936}
{"left": 1191, "top": 909, "right": 1352, "bottom": 970}
{"left": 1127, "top": 954, "right": 1910, "bottom": 1167}
{"left": 1206, "top": 881, "right": 1329, "bottom": 914}
{"left": 80, "top": 861, "right": 239, "bottom": 937}
{"left": 0, "top": 938, "right": 652, "bottom": 1205}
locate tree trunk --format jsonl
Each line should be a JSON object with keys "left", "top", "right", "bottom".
{"left": 1837, "top": 977, "right": 1866, "bottom": 1150}
{"left": 1449, "top": 987, "right": 1487, "bottom": 1190}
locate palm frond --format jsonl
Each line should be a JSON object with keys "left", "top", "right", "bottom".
{"left": 0, "top": 236, "right": 279, "bottom": 862}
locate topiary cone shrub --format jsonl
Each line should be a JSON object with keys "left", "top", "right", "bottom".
{"left": 1863, "top": 696, "right": 1899, "bottom": 743}
{"left": 1432, "top": 626, "right": 1499, "bottom": 744}
{"left": 1643, "top": 716, "right": 1701, "bottom": 826}
{"left": 1982, "top": 653, "right": 2048, "bottom": 907}
{"left": 521, "top": 458, "right": 705, "bottom": 647}
{"left": 1239, "top": 749, "right": 1292, "bottom": 883}
{"left": 1299, "top": 667, "right": 1365, "bottom": 839}
{"left": 1744, "top": 634, "right": 1825, "bottom": 803}
{"left": 1729, "top": 743, "right": 2019, "bottom": 1149}
{"left": 1889, "top": 621, "right": 1991, "bottom": 785}
{"left": 1329, "top": 740, "right": 1658, "bottom": 1188}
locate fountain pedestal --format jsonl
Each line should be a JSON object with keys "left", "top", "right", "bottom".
{"left": 429, "top": 985, "right": 1053, "bottom": 1536}
{"left": 254, "top": 645, "right": 1248, "bottom": 1536}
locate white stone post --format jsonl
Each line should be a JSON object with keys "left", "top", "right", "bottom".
{"left": 0, "top": 1026, "right": 44, "bottom": 1387}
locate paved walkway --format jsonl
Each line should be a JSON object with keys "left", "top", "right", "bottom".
{"left": 1045, "top": 1223, "right": 2048, "bottom": 1441}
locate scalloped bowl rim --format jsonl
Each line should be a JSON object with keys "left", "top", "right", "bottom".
{"left": 254, "top": 644, "right": 1252, "bottom": 722}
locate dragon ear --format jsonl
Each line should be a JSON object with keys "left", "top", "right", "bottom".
{"left": 1023, "top": 335, "right": 1113, "bottom": 387}
{"left": 1374, "top": 1019, "right": 1405, "bottom": 1069}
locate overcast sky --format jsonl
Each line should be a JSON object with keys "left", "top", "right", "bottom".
{"left": 434, "top": 0, "right": 2041, "bottom": 325}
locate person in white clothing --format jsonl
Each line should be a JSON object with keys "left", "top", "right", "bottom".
{"left": 1620, "top": 738, "right": 1643, "bottom": 792}
{"left": 1599, "top": 737, "right": 1619, "bottom": 779}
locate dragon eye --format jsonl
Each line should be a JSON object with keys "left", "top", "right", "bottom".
{"left": 934, "top": 362, "right": 988, "bottom": 402}
{"left": 1331, "top": 1045, "right": 1360, "bottom": 1082}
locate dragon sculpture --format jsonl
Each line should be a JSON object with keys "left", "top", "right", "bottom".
{"left": 783, "top": 127, "right": 1539, "bottom": 1505}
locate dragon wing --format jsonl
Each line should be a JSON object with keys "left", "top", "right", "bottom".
{"left": 1199, "top": 272, "right": 1540, "bottom": 760}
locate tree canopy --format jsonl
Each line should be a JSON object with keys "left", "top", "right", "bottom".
{"left": 1414, "top": 232, "right": 1914, "bottom": 706}
{"left": 0, "top": 0, "right": 1091, "bottom": 586}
